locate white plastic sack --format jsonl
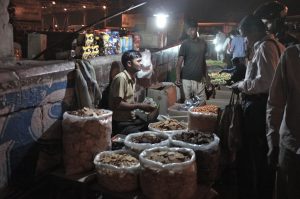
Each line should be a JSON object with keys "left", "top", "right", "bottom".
{"left": 170, "top": 132, "right": 220, "bottom": 184}
{"left": 139, "top": 147, "right": 197, "bottom": 199}
{"left": 93, "top": 150, "right": 140, "bottom": 192}
{"left": 124, "top": 131, "right": 169, "bottom": 154}
{"left": 62, "top": 109, "right": 112, "bottom": 175}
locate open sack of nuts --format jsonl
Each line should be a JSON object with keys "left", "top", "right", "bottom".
{"left": 62, "top": 107, "right": 112, "bottom": 175}
{"left": 170, "top": 131, "right": 220, "bottom": 184}
{"left": 124, "top": 131, "right": 169, "bottom": 154}
{"left": 188, "top": 105, "right": 220, "bottom": 132}
{"left": 139, "top": 147, "right": 197, "bottom": 199}
{"left": 148, "top": 119, "right": 187, "bottom": 134}
{"left": 93, "top": 150, "right": 140, "bottom": 192}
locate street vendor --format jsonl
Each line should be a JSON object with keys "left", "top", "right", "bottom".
{"left": 109, "top": 50, "right": 157, "bottom": 135}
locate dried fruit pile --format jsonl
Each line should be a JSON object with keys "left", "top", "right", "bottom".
{"left": 191, "top": 105, "right": 219, "bottom": 114}
{"left": 68, "top": 107, "right": 106, "bottom": 117}
{"left": 151, "top": 119, "right": 186, "bottom": 131}
{"left": 173, "top": 131, "right": 214, "bottom": 145}
{"left": 131, "top": 134, "right": 164, "bottom": 144}
{"left": 145, "top": 151, "right": 190, "bottom": 164}
{"left": 96, "top": 153, "right": 139, "bottom": 167}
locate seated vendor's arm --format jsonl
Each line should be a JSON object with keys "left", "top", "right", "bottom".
{"left": 110, "top": 74, "right": 155, "bottom": 113}
{"left": 112, "top": 97, "right": 155, "bottom": 112}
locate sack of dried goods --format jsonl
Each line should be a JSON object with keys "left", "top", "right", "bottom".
{"left": 188, "top": 105, "right": 220, "bottom": 132}
{"left": 62, "top": 107, "right": 112, "bottom": 175}
{"left": 170, "top": 131, "right": 220, "bottom": 184}
{"left": 94, "top": 150, "right": 140, "bottom": 192}
{"left": 148, "top": 119, "right": 187, "bottom": 134}
{"left": 124, "top": 131, "right": 169, "bottom": 154}
{"left": 139, "top": 147, "right": 197, "bottom": 199}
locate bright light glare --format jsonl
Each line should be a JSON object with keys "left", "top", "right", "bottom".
{"left": 103, "top": 5, "right": 107, "bottom": 10}
{"left": 52, "top": 1, "right": 56, "bottom": 5}
{"left": 154, "top": 13, "right": 169, "bottom": 29}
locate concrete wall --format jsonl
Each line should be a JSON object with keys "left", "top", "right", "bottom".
{"left": 0, "top": 45, "right": 180, "bottom": 190}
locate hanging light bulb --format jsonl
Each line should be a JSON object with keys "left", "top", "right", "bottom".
{"left": 154, "top": 13, "right": 169, "bottom": 29}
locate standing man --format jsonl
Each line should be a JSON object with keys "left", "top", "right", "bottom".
{"left": 229, "top": 30, "right": 247, "bottom": 65}
{"left": 175, "top": 19, "right": 208, "bottom": 101}
{"left": 231, "top": 15, "right": 285, "bottom": 199}
{"left": 109, "top": 50, "right": 156, "bottom": 135}
{"left": 266, "top": 44, "right": 300, "bottom": 199}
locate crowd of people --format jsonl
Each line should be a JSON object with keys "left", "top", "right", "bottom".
{"left": 99, "top": 1, "right": 299, "bottom": 199}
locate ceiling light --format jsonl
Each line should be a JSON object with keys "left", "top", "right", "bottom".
{"left": 82, "top": 5, "right": 86, "bottom": 9}
{"left": 52, "top": 1, "right": 56, "bottom": 5}
{"left": 103, "top": 5, "right": 107, "bottom": 10}
{"left": 64, "top": 8, "right": 67, "bottom": 11}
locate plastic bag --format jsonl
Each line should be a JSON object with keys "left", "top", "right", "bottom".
{"left": 139, "top": 147, "right": 197, "bottom": 199}
{"left": 93, "top": 150, "right": 140, "bottom": 192}
{"left": 124, "top": 131, "right": 169, "bottom": 154}
{"left": 170, "top": 132, "right": 220, "bottom": 184}
{"left": 62, "top": 109, "right": 112, "bottom": 175}
{"left": 136, "top": 49, "right": 153, "bottom": 79}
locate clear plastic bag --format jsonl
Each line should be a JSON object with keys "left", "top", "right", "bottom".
{"left": 124, "top": 131, "right": 169, "bottom": 154}
{"left": 93, "top": 150, "right": 140, "bottom": 192}
{"left": 170, "top": 132, "right": 220, "bottom": 184}
{"left": 139, "top": 147, "right": 197, "bottom": 199}
{"left": 62, "top": 109, "right": 112, "bottom": 175}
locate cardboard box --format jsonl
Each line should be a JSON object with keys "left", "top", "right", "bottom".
{"left": 147, "top": 82, "right": 176, "bottom": 115}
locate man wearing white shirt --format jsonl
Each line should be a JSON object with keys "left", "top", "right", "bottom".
{"left": 232, "top": 15, "right": 285, "bottom": 199}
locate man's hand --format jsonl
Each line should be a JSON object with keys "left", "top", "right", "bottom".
{"left": 137, "top": 103, "right": 156, "bottom": 113}
{"left": 267, "top": 146, "right": 279, "bottom": 169}
{"left": 175, "top": 79, "right": 182, "bottom": 87}
{"left": 230, "top": 82, "right": 240, "bottom": 94}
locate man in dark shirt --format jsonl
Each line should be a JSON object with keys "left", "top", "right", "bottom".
{"left": 175, "top": 19, "right": 208, "bottom": 101}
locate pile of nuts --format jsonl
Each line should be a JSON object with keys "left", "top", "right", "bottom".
{"left": 96, "top": 153, "right": 139, "bottom": 167}
{"left": 191, "top": 105, "right": 219, "bottom": 114}
{"left": 152, "top": 119, "right": 186, "bottom": 131}
{"left": 173, "top": 131, "right": 214, "bottom": 145}
{"left": 145, "top": 151, "right": 190, "bottom": 164}
{"left": 131, "top": 134, "right": 165, "bottom": 144}
{"left": 68, "top": 107, "right": 106, "bottom": 117}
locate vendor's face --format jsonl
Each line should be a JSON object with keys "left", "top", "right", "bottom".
{"left": 187, "top": 27, "right": 198, "bottom": 39}
{"left": 128, "top": 57, "right": 142, "bottom": 73}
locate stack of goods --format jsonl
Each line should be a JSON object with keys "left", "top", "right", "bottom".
{"left": 62, "top": 107, "right": 112, "bottom": 175}
{"left": 124, "top": 131, "right": 169, "bottom": 154}
{"left": 148, "top": 119, "right": 187, "bottom": 134}
{"left": 76, "top": 33, "right": 100, "bottom": 59}
{"left": 170, "top": 131, "right": 220, "bottom": 184}
{"left": 93, "top": 150, "right": 140, "bottom": 192}
{"left": 208, "top": 72, "right": 231, "bottom": 85}
{"left": 120, "top": 35, "right": 133, "bottom": 53}
{"left": 188, "top": 105, "right": 219, "bottom": 132}
{"left": 139, "top": 147, "right": 197, "bottom": 199}
{"left": 95, "top": 31, "right": 122, "bottom": 56}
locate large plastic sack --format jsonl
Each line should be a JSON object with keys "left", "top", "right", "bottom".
{"left": 170, "top": 131, "right": 220, "bottom": 184}
{"left": 93, "top": 150, "right": 140, "bottom": 192}
{"left": 124, "top": 131, "right": 169, "bottom": 154}
{"left": 62, "top": 109, "right": 112, "bottom": 175}
{"left": 139, "top": 147, "right": 197, "bottom": 199}
{"left": 136, "top": 49, "right": 153, "bottom": 79}
{"left": 188, "top": 105, "right": 220, "bottom": 132}
{"left": 148, "top": 119, "right": 187, "bottom": 135}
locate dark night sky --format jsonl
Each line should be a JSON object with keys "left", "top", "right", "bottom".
{"left": 141, "top": 0, "right": 300, "bottom": 22}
